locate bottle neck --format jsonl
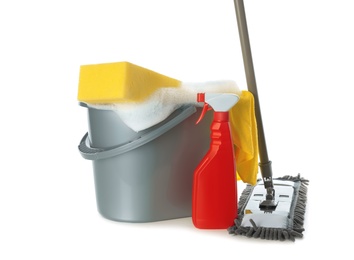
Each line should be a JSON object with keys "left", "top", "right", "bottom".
{"left": 213, "top": 111, "right": 229, "bottom": 122}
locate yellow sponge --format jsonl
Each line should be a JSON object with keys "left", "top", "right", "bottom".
{"left": 78, "top": 61, "right": 181, "bottom": 103}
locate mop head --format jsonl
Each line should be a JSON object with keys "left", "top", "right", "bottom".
{"left": 228, "top": 174, "right": 308, "bottom": 241}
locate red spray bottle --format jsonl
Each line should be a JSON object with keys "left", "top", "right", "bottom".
{"left": 192, "top": 93, "right": 240, "bottom": 229}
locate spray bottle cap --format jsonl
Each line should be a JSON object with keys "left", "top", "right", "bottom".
{"left": 196, "top": 93, "right": 240, "bottom": 124}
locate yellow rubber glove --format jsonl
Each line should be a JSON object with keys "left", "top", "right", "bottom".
{"left": 230, "top": 91, "right": 258, "bottom": 185}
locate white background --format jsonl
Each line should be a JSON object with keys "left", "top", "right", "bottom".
{"left": 1, "top": 0, "right": 353, "bottom": 259}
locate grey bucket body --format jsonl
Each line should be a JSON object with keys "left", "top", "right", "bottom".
{"left": 79, "top": 104, "right": 212, "bottom": 222}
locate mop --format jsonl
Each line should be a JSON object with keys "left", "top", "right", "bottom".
{"left": 227, "top": 0, "right": 309, "bottom": 241}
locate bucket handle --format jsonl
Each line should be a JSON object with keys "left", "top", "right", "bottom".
{"left": 78, "top": 105, "right": 197, "bottom": 161}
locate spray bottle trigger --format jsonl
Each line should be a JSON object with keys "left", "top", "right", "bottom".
{"left": 196, "top": 103, "right": 210, "bottom": 125}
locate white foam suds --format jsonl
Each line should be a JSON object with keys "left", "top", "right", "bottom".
{"left": 88, "top": 80, "right": 241, "bottom": 132}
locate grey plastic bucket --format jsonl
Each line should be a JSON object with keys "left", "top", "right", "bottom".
{"left": 78, "top": 104, "right": 212, "bottom": 222}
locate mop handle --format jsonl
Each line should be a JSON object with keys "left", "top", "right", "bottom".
{"left": 233, "top": 0, "right": 273, "bottom": 185}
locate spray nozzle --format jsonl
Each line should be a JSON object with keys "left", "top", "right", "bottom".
{"left": 196, "top": 93, "right": 240, "bottom": 124}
